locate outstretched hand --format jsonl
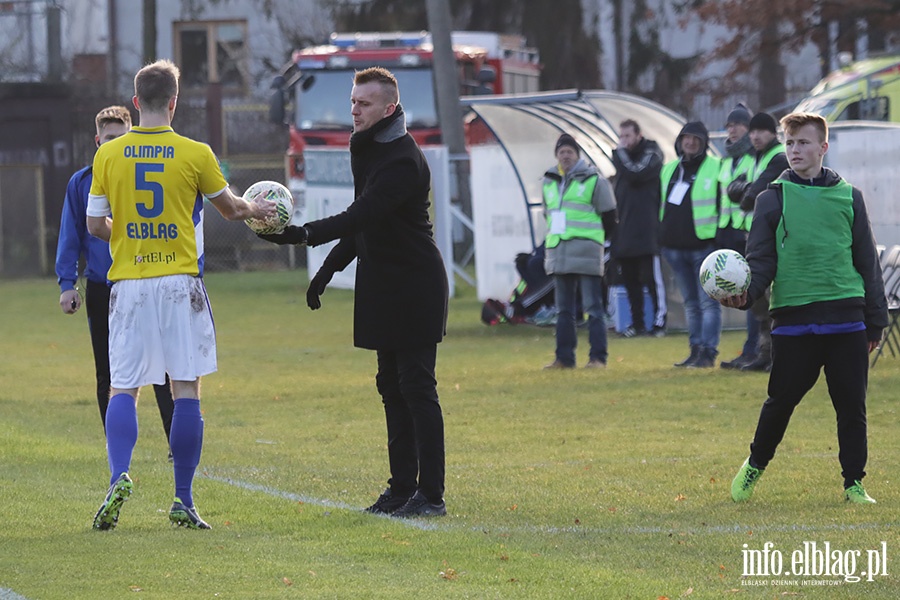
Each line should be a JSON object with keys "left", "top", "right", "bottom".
{"left": 257, "top": 225, "right": 308, "bottom": 246}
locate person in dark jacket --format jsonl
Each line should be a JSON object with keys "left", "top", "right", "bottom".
{"left": 659, "top": 121, "right": 722, "bottom": 368}
{"left": 611, "top": 119, "right": 666, "bottom": 337}
{"left": 259, "top": 67, "right": 449, "bottom": 518}
{"left": 724, "top": 112, "right": 790, "bottom": 372}
{"left": 717, "top": 103, "right": 759, "bottom": 368}
{"left": 723, "top": 112, "right": 888, "bottom": 505}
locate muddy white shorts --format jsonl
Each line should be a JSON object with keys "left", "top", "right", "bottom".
{"left": 108, "top": 275, "right": 217, "bottom": 389}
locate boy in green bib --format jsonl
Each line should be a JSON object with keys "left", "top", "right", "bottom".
{"left": 719, "top": 113, "right": 888, "bottom": 504}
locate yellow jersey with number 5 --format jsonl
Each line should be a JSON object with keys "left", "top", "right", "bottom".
{"left": 88, "top": 126, "right": 228, "bottom": 281}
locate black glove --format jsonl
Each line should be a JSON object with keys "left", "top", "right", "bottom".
{"left": 726, "top": 177, "right": 749, "bottom": 203}
{"left": 257, "top": 225, "right": 308, "bottom": 245}
{"left": 306, "top": 267, "right": 334, "bottom": 310}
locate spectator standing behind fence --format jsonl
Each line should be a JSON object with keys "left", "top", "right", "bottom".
{"left": 724, "top": 112, "right": 887, "bottom": 504}
{"left": 542, "top": 133, "right": 618, "bottom": 369}
{"left": 659, "top": 121, "right": 722, "bottom": 368}
{"left": 611, "top": 119, "right": 666, "bottom": 337}
{"left": 726, "top": 112, "right": 789, "bottom": 373}
{"left": 716, "top": 104, "right": 759, "bottom": 369}
{"left": 55, "top": 106, "right": 175, "bottom": 453}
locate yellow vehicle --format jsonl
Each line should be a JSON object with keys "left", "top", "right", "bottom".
{"left": 794, "top": 53, "right": 900, "bottom": 122}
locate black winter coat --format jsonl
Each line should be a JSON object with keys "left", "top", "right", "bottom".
{"left": 611, "top": 138, "right": 664, "bottom": 257}
{"left": 304, "top": 106, "right": 449, "bottom": 350}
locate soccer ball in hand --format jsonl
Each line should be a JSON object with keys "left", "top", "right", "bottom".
{"left": 699, "top": 249, "right": 751, "bottom": 300}
{"left": 243, "top": 180, "right": 294, "bottom": 235}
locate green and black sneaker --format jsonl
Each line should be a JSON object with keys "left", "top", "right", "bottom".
{"left": 169, "top": 498, "right": 211, "bottom": 529}
{"left": 92, "top": 473, "right": 134, "bottom": 530}
{"left": 844, "top": 480, "right": 876, "bottom": 504}
{"left": 731, "top": 458, "right": 764, "bottom": 502}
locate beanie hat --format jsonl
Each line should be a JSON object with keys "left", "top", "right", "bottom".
{"left": 725, "top": 103, "right": 752, "bottom": 127}
{"left": 555, "top": 133, "right": 580, "bottom": 155}
{"left": 748, "top": 112, "right": 778, "bottom": 134}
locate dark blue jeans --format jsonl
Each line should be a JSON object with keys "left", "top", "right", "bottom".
{"left": 553, "top": 273, "right": 608, "bottom": 366}
{"left": 661, "top": 245, "right": 722, "bottom": 353}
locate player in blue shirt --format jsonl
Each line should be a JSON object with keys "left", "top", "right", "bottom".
{"left": 55, "top": 106, "right": 175, "bottom": 450}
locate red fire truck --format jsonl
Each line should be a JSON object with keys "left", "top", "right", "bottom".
{"left": 269, "top": 31, "right": 541, "bottom": 201}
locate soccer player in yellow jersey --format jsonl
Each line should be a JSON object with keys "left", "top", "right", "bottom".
{"left": 86, "top": 59, "right": 275, "bottom": 530}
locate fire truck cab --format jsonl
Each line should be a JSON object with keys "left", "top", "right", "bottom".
{"left": 269, "top": 30, "right": 541, "bottom": 203}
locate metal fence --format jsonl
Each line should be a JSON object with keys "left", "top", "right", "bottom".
{"left": 0, "top": 164, "right": 48, "bottom": 276}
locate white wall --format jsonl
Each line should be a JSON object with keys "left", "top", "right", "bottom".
{"left": 826, "top": 124, "right": 900, "bottom": 247}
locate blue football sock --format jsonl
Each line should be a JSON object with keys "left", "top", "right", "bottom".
{"left": 170, "top": 398, "right": 203, "bottom": 508}
{"left": 105, "top": 393, "right": 138, "bottom": 486}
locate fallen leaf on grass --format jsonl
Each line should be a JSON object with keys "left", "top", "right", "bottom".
{"left": 681, "top": 587, "right": 693, "bottom": 596}
{"left": 439, "top": 568, "right": 459, "bottom": 580}
{"left": 282, "top": 578, "right": 292, "bottom": 586}
{"left": 674, "top": 494, "right": 686, "bottom": 502}
{"left": 658, "top": 596, "right": 670, "bottom": 600}
{"left": 499, "top": 554, "right": 509, "bottom": 561}
{"left": 507, "top": 504, "right": 518, "bottom": 511}
{"left": 608, "top": 506, "right": 617, "bottom": 513}
{"left": 129, "top": 586, "right": 142, "bottom": 592}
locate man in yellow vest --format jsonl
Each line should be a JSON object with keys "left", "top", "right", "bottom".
{"left": 659, "top": 121, "right": 722, "bottom": 368}
{"left": 728, "top": 112, "right": 789, "bottom": 372}
{"left": 717, "top": 104, "right": 758, "bottom": 369}
{"left": 542, "top": 133, "right": 618, "bottom": 369}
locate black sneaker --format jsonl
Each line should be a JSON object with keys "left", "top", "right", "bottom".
{"left": 618, "top": 326, "right": 638, "bottom": 338}
{"left": 391, "top": 491, "right": 446, "bottom": 518}
{"left": 741, "top": 354, "right": 772, "bottom": 372}
{"left": 363, "top": 488, "right": 411, "bottom": 515}
{"left": 689, "top": 348, "right": 716, "bottom": 368}
{"left": 674, "top": 346, "right": 700, "bottom": 367}
{"left": 720, "top": 353, "right": 755, "bottom": 370}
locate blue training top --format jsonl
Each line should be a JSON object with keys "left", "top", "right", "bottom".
{"left": 55, "top": 166, "right": 113, "bottom": 292}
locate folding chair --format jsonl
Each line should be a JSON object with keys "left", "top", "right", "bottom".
{"left": 872, "top": 245, "right": 900, "bottom": 367}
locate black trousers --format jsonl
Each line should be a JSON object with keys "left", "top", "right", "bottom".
{"left": 375, "top": 344, "right": 445, "bottom": 502}
{"left": 85, "top": 279, "right": 174, "bottom": 440}
{"left": 618, "top": 255, "right": 659, "bottom": 332}
{"left": 749, "top": 330, "right": 869, "bottom": 486}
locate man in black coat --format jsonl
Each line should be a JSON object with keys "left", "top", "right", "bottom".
{"left": 611, "top": 119, "right": 666, "bottom": 337}
{"left": 259, "top": 67, "right": 449, "bottom": 518}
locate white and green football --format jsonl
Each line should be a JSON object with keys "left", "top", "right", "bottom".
{"left": 243, "top": 180, "right": 294, "bottom": 235}
{"left": 699, "top": 249, "right": 751, "bottom": 300}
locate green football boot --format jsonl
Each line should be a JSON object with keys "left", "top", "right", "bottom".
{"left": 844, "top": 480, "right": 876, "bottom": 504}
{"left": 731, "top": 458, "right": 764, "bottom": 502}
{"left": 92, "top": 473, "right": 134, "bottom": 530}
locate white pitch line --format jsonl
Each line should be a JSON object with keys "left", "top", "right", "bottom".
{"left": 202, "top": 474, "right": 440, "bottom": 531}
{"left": 203, "top": 473, "right": 896, "bottom": 536}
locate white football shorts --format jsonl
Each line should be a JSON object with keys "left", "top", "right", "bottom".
{"left": 108, "top": 275, "right": 217, "bottom": 389}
